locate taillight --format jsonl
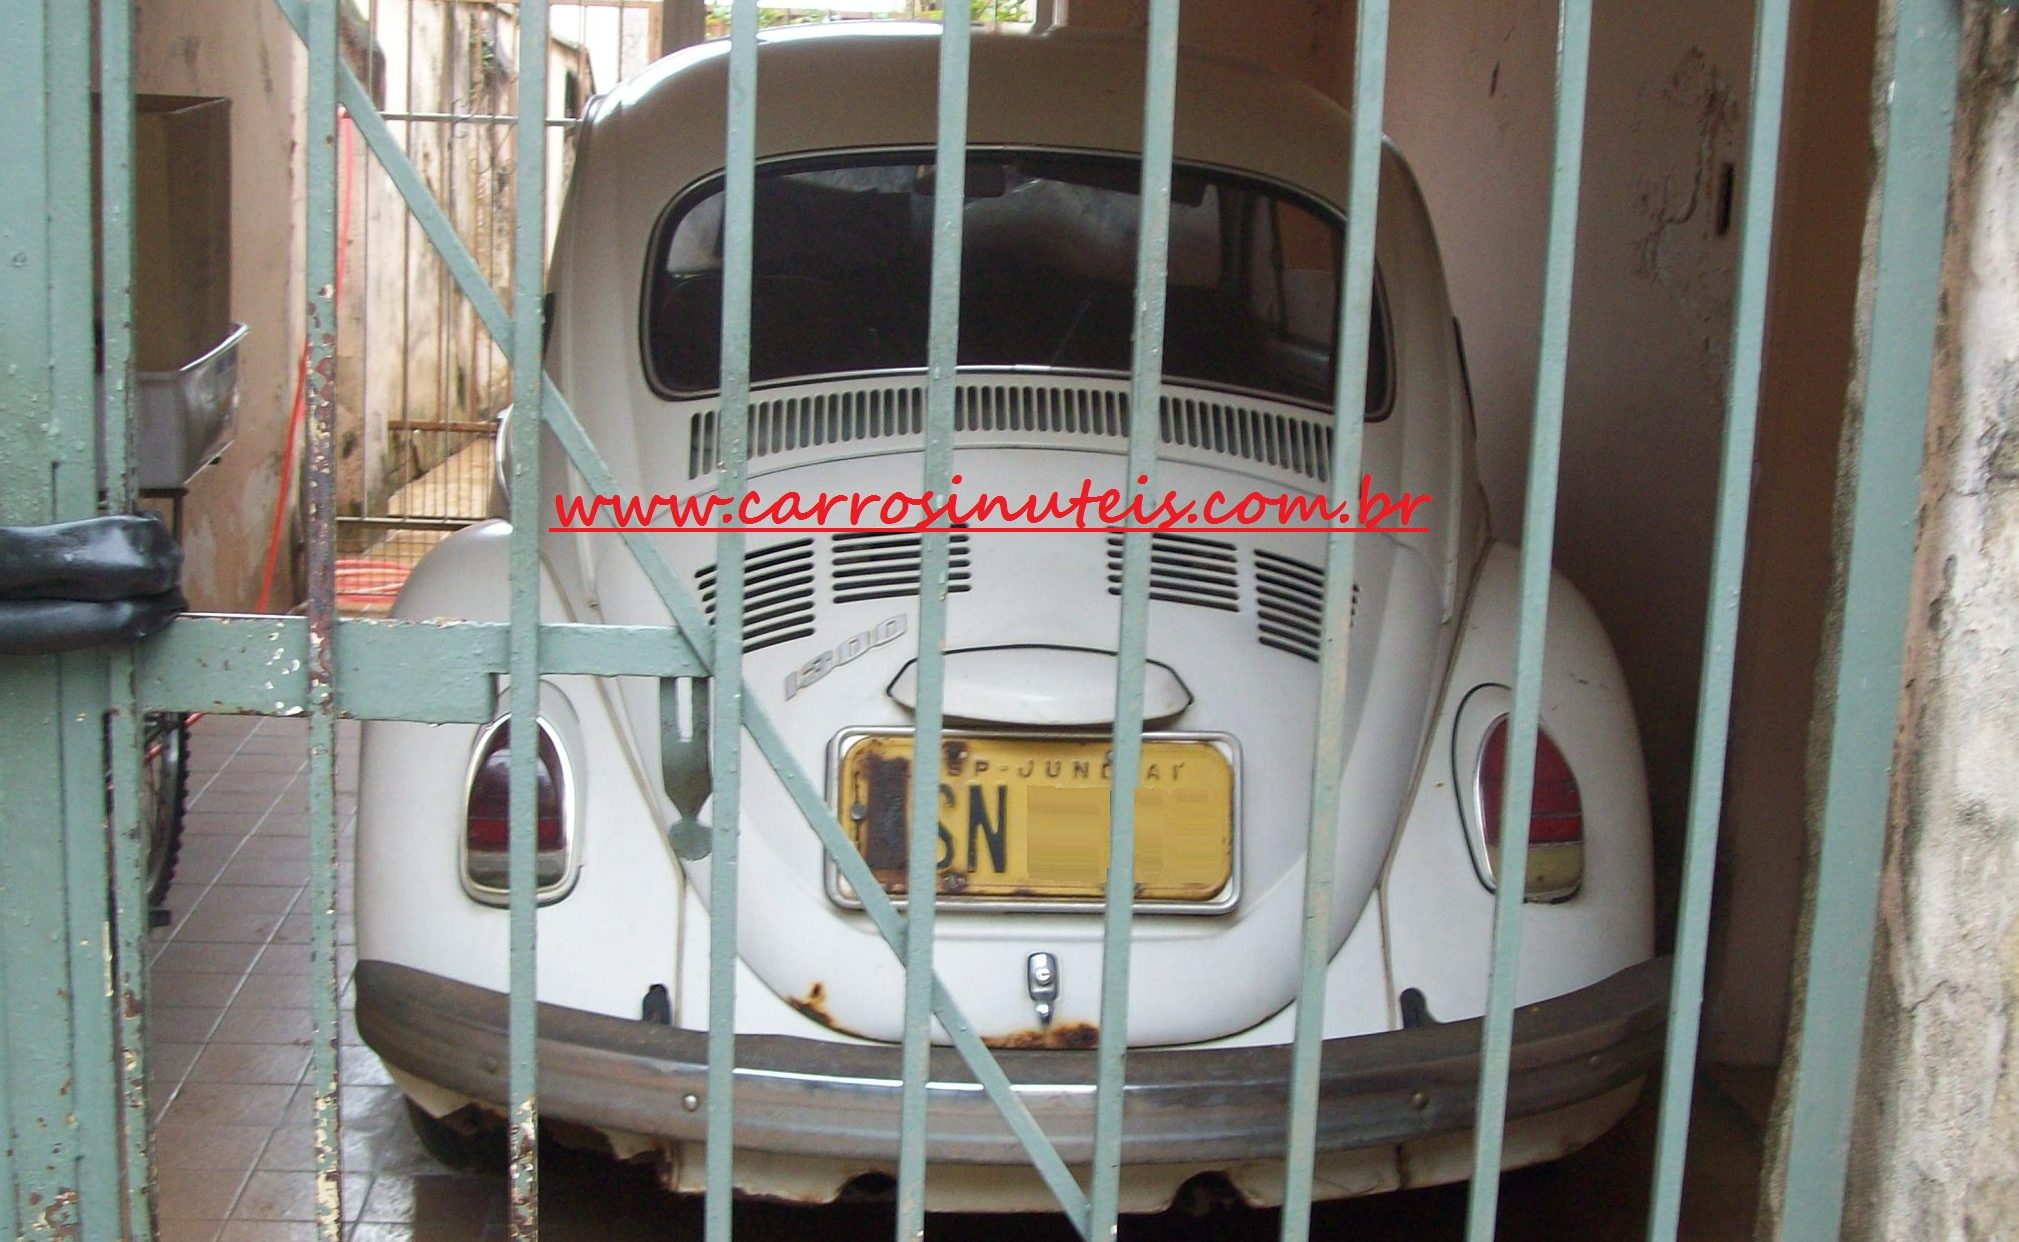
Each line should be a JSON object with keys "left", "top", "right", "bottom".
{"left": 464, "top": 717, "right": 571, "bottom": 895}
{"left": 1475, "top": 715, "right": 1584, "bottom": 901}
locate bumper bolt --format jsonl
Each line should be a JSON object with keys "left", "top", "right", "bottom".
{"left": 682, "top": 1093, "right": 700, "bottom": 1113}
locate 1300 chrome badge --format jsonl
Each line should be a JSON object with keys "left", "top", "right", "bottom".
{"left": 784, "top": 615, "right": 905, "bottom": 700}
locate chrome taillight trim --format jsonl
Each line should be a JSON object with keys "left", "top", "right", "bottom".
{"left": 460, "top": 711, "right": 583, "bottom": 907}
{"left": 1450, "top": 684, "right": 1583, "bottom": 903}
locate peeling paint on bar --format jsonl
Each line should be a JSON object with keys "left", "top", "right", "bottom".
{"left": 505, "top": 0, "right": 554, "bottom": 1235}
{"left": 137, "top": 617, "right": 701, "bottom": 720}
{"left": 304, "top": 0, "right": 347, "bottom": 1236}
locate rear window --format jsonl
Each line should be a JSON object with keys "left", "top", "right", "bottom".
{"left": 643, "top": 151, "right": 1391, "bottom": 413}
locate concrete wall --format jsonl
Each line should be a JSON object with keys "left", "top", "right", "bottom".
{"left": 1843, "top": 8, "right": 2019, "bottom": 1237}
{"left": 1062, "top": 0, "right": 1355, "bottom": 99}
{"left": 346, "top": 0, "right": 517, "bottom": 523}
{"left": 133, "top": 0, "right": 305, "bottom": 611}
{"left": 343, "top": 1, "right": 589, "bottom": 527}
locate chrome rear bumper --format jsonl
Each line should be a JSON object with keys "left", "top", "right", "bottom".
{"left": 355, "top": 957, "right": 1666, "bottom": 1165}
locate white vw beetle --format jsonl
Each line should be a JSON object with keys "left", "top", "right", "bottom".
{"left": 357, "top": 24, "right": 1661, "bottom": 1209}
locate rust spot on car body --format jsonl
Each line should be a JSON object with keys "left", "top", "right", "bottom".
{"left": 783, "top": 982, "right": 877, "bottom": 1041}
{"left": 788, "top": 981, "right": 832, "bottom": 1026}
{"left": 988, "top": 1022, "right": 1098, "bottom": 1050}
{"left": 852, "top": 748, "right": 912, "bottom": 874}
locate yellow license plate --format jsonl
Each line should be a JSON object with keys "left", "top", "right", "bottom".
{"left": 836, "top": 733, "right": 1235, "bottom": 905}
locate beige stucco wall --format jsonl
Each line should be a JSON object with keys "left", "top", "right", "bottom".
{"left": 133, "top": 0, "right": 305, "bottom": 611}
{"left": 1841, "top": 8, "right": 2019, "bottom": 1237}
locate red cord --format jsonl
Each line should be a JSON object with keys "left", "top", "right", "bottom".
{"left": 258, "top": 112, "right": 356, "bottom": 613}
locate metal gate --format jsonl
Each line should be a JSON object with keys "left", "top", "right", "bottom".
{"left": 0, "top": 0, "right": 1965, "bottom": 1238}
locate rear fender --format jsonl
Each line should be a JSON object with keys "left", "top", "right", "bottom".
{"left": 1379, "top": 542, "right": 1656, "bottom": 1021}
{"left": 357, "top": 522, "right": 683, "bottom": 1019}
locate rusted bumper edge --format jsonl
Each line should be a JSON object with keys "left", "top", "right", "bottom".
{"left": 354, "top": 956, "right": 1668, "bottom": 1165}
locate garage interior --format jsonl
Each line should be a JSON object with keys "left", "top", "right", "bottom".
{"left": 110, "top": 0, "right": 1879, "bottom": 1235}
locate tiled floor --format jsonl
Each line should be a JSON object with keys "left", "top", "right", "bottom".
{"left": 145, "top": 713, "right": 1761, "bottom": 1241}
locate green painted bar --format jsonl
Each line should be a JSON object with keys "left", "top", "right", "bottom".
{"left": 1088, "top": 0, "right": 1181, "bottom": 1234}
{"left": 894, "top": 10, "right": 971, "bottom": 1241}
{"left": 1277, "top": 2, "right": 1388, "bottom": 1237}
{"left": 1463, "top": 1, "right": 1593, "bottom": 1236}
{"left": 539, "top": 622, "right": 706, "bottom": 678}
{"left": 137, "top": 617, "right": 700, "bottom": 719}
{"left": 506, "top": 0, "right": 552, "bottom": 1233}
{"left": 540, "top": 393, "right": 1094, "bottom": 1228}
{"left": 301, "top": 0, "right": 346, "bottom": 1235}
{"left": 44, "top": 0, "right": 126, "bottom": 1232}
{"left": 0, "top": 2, "right": 83, "bottom": 1231}
{"left": 1642, "top": 0, "right": 1792, "bottom": 1237}
{"left": 1779, "top": 0, "right": 1959, "bottom": 1235}
{"left": 504, "top": 0, "right": 556, "bottom": 1212}
{"left": 56, "top": 628, "right": 120, "bottom": 1241}
{"left": 707, "top": 5, "right": 760, "bottom": 1238}
{"left": 94, "top": 0, "right": 156, "bottom": 1227}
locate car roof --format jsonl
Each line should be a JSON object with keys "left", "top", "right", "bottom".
{"left": 588, "top": 25, "right": 1362, "bottom": 213}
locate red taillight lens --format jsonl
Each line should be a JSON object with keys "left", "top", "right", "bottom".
{"left": 464, "top": 719, "right": 568, "bottom": 891}
{"left": 1476, "top": 716, "right": 1584, "bottom": 898}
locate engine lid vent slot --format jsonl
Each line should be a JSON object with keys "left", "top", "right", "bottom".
{"left": 831, "top": 531, "right": 973, "bottom": 604}
{"left": 684, "top": 379, "right": 1332, "bottom": 483}
{"left": 1254, "top": 549, "right": 1355, "bottom": 661}
{"left": 697, "top": 538, "right": 817, "bottom": 652}
{"left": 1105, "top": 533, "right": 1240, "bottom": 613}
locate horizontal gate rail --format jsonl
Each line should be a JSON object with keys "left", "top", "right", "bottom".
{"left": 136, "top": 617, "right": 703, "bottom": 719}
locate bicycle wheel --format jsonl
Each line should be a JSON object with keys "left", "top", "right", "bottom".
{"left": 140, "top": 712, "right": 189, "bottom": 910}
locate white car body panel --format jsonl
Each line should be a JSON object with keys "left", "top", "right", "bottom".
{"left": 356, "top": 25, "right": 1658, "bottom": 1207}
